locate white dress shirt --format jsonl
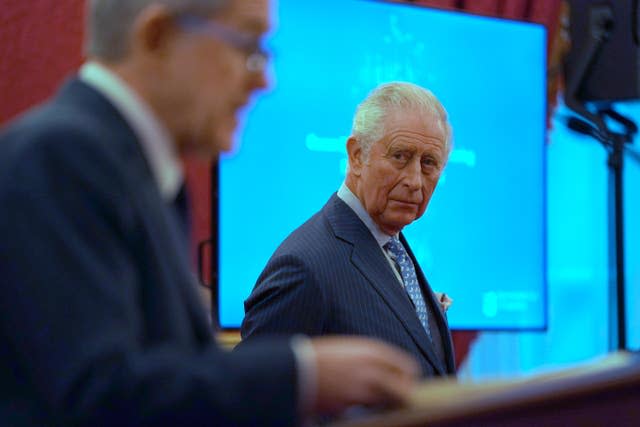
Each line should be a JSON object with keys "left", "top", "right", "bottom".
{"left": 337, "top": 182, "right": 404, "bottom": 284}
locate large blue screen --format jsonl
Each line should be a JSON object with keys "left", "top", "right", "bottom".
{"left": 218, "top": 0, "right": 547, "bottom": 330}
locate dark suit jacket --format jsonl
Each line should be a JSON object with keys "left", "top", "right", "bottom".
{"left": 242, "top": 194, "right": 456, "bottom": 377}
{"left": 0, "top": 79, "right": 298, "bottom": 427}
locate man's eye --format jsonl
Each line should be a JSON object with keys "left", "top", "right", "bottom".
{"left": 422, "top": 156, "right": 437, "bottom": 166}
{"left": 421, "top": 156, "right": 440, "bottom": 171}
{"left": 391, "top": 151, "right": 410, "bottom": 161}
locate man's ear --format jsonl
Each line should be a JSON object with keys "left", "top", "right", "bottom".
{"left": 129, "top": 4, "right": 178, "bottom": 58}
{"left": 346, "top": 136, "right": 364, "bottom": 177}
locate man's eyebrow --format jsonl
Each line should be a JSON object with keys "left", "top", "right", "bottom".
{"left": 386, "top": 142, "right": 415, "bottom": 150}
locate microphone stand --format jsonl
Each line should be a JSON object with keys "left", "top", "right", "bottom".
{"left": 564, "top": 4, "right": 638, "bottom": 351}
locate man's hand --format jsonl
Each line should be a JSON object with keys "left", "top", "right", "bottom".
{"left": 310, "top": 336, "right": 419, "bottom": 415}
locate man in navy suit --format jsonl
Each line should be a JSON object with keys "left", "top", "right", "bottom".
{"left": 243, "top": 82, "right": 457, "bottom": 378}
{"left": 0, "top": 1, "right": 420, "bottom": 425}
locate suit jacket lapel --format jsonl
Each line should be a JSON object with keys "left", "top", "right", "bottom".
{"left": 63, "top": 79, "right": 213, "bottom": 344}
{"left": 325, "top": 194, "right": 446, "bottom": 375}
{"left": 125, "top": 154, "right": 213, "bottom": 343}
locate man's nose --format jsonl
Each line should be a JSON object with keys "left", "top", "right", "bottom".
{"left": 403, "top": 159, "right": 422, "bottom": 190}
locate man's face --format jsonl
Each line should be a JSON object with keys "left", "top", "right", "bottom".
{"left": 351, "top": 110, "right": 447, "bottom": 236}
{"left": 164, "top": 0, "right": 270, "bottom": 156}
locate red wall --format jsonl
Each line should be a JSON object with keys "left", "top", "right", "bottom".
{"left": 0, "top": 1, "right": 84, "bottom": 123}
{"left": 0, "top": 0, "right": 211, "bottom": 283}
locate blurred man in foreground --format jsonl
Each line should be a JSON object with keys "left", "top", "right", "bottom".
{"left": 0, "top": 1, "right": 419, "bottom": 425}
{"left": 243, "top": 82, "right": 456, "bottom": 378}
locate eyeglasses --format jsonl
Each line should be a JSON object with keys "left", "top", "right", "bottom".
{"left": 176, "top": 15, "right": 269, "bottom": 73}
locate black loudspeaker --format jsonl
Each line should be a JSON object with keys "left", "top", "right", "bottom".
{"left": 564, "top": 0, "right": 640, "bottom": 102}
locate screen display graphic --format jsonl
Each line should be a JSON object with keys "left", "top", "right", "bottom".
{"left": 219, "top": 0, "right": 547, "bottom": 330}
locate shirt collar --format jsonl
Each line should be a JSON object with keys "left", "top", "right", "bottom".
{"left": 78, "top": 61, "right": 183, "bottom": 201}
{"left": 337, "top": 182, "right": 396, "bottom": 248}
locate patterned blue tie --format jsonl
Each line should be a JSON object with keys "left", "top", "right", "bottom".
{"left": 385, "top": 237, "right": 432, "bottom": 339}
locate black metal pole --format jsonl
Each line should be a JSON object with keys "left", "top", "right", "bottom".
{"left": 564, "top": 3, "right": 629, "bottom": 352}
{"left": 608, "top": 136, "right": 626, "bottom": 350}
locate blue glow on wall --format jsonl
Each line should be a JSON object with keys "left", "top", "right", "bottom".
{"left": 463, "top": 101, "right": 640, "bottom": 377}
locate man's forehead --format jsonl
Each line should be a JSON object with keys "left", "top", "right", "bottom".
{"left": 380, "top": 117, "right": 446, "bottom": 147}
{"left": 384, "top": 129, "right": 434, "bottom": 142}
{"left": 379, "top": 133, "right": 446, "bottom": 155}
{"left": 387, "top": 108, "right": 443, "bottom": 128}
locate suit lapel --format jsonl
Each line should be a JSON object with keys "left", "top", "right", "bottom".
{"left": 325, "top": 195, "right": 447, "bottom": 375}
{"left": 126, "top": 157, "right": 213, "bottom": 343}
{"left": 63, "top": 80, "right": 213, "bottom": 344}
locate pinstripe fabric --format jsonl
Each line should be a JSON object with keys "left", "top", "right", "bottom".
{"left": 242, "top": 194, "right": 456, "bottom": 377}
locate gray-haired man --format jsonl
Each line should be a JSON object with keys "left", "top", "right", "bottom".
{"left": 243, "top": 82, "right": 457, "bottom": 379}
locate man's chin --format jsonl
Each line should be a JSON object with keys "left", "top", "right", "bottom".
{"left": 215, "top": 135, "right": 236, "bottom": 156}
{"left": 177, "top": 134, "right": 232, "bottom": 160}
{"left": 203, "top": 126, "right": 236, "bottom": 157}
{"left": 389, "top": 199, "right": 422, "bottom": 211}
{"left": 379, "top": 216, "right": 416, "bottom": 235}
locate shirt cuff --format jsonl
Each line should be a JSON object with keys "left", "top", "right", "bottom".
{"left": 290, "top": 334, "right": 317, "bottom": 418}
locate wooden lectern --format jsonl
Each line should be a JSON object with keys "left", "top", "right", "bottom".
{"left": 330, "top": 352, "right": 640, "bottom": 427}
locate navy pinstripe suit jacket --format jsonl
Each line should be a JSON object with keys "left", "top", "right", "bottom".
{"left": 242, "top": 194, "right": 456, "bottom": 377}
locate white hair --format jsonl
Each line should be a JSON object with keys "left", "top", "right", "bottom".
{"left": 85, "top": 0, "right": 229, "bottom": 61}
{"left": 351, "top": 81, "right": 453, "bottom": 160}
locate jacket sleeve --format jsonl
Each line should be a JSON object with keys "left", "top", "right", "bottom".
{"left": 241, "top": 251, "right": 327, "bottom": 340}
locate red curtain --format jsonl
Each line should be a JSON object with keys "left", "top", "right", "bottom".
{"left": 0, "top": 1, "right": 211, "bottom": 287}
{"left": 0, "top": 0, "right": 84, "bottom": 124}
{"left": 413, "top": 0, "right": 564, "bottom": 52}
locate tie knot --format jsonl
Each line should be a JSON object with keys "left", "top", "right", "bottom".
{"left": 385, "top": 237, "right": 405, "bottom": 258}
